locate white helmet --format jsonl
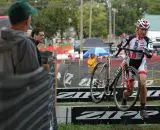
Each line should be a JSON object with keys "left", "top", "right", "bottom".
{"left": 135, "top": 18, "right": 150, "bottom": 30}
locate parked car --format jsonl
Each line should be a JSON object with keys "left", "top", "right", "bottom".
{"left": 147, "top": 31, "right": 160, "bottom": 47}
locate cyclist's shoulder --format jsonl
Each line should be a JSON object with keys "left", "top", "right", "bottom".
{"left": 127, "top": 34, "right": 136, "bottom": 41}
{"left": 144, "top": 36, "right": 151, "bottom": 43}
{"left": 123, "top": 34, "right": 136, "bottom": 44}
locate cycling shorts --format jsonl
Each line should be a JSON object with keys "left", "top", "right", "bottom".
{"left": 129, "top": 58, "right": 147, "bottom": 75}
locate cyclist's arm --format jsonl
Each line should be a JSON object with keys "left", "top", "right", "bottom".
{"left": 145, "top": 39, "right": 154, "bottom": 58}
{"left": 115, "top": 38, "right": 129, "bottom": 57}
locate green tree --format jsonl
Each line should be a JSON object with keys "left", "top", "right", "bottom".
{"left": 31, "top": 0, "right": 160, "bottom": 39}
{"left": 146, "top": 0, "right": 160, "bottom": 14}
{"left": 32, "top": 0, "right": 78, "bottom": 40}
{"left": 78, "top": 1, "right": 107, "bottom": 38}
{"left": 112, "top": 0, "right": 148, "bottom": 35}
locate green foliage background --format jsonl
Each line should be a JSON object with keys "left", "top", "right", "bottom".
{"left": 0, "top": 0, "right": 160, "bottom": 38}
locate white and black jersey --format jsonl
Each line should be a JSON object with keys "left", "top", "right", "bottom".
{"left": 122, "top": 35, "right": 153, "bottom": 74}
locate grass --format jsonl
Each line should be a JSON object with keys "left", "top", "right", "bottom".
{"left": 58, "top": 124, "right": 160, "bottom": 130}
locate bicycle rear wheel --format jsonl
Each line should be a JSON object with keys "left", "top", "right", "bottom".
{"left": 90, "top": 62, "right": 108, "bottom": 103}
{"left": 113, "top": 66, "right": 140, "bottom": 111}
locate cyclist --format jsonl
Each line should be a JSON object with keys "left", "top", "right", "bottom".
{"left": 118, "top": 18, "right": 153, "bottom": 119}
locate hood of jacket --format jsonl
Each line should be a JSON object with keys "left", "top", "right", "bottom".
{"left": 0, "top": 28, "right": 27, "bottom": 52}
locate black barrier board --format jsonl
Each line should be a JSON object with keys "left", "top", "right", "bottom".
{"left": 71, "top": 106, "right": 160, "bottom": 124}
{"left": 57, "top": 87, "right": 160, "bottom": 102}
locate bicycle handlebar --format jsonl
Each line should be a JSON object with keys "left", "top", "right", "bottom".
{"left": 115, "top": 47, "right": 152, "bottom": 58}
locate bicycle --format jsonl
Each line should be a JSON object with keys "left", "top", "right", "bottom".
{"left": 90, "top": 47, "right": 151, "bottom": 111}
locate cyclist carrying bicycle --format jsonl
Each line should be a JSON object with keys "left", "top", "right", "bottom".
{"left": 117, "top": 18, "right": 153, "bottom": 119}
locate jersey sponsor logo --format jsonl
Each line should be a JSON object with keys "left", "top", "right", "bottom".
{"left": 134, "top": 40, "right": 139, "bottom": 49}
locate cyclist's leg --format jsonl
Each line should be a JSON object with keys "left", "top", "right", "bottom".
{"left": 122, "top": 71, "right": 135, "bottom": 106}
{"left": 123, "top": 59, "right": 140, "bottom": 98}
{"left": 139, "top": 72, "right": 147, "bottom": 106}
{"left": 123, "top": 69, "right": 135, "bottom": 98}
{"left": 138, "top": 63, "right": 149, "bottom": 118}
{"left": 123, "top": 77, "right": 135, "bottom": 97}
{"left": 139, "top": 71, "right": 149, "bottom": 118}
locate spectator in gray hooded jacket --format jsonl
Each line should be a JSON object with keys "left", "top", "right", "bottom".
{"left": 0, "top": 1, "right": 40, "bottom": 74}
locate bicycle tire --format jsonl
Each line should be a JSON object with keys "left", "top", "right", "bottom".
{"left": 113, "top": 66, "right": 140, "bottom": 111}
{"left": 90, "top": 62, "right": 108, "bottom": 103}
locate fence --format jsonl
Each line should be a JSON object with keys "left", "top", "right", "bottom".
{"left": 57, "top": 56, "right": 160, "bottom": 88}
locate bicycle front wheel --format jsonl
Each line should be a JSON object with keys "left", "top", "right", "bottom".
{"left": 113, "top": 66, "right": 140, "bottom": 111}
{"left": 90, "top": 62, "right": 108, "bottom": 103}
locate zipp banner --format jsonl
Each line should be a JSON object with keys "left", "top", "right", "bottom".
{"left": 57, "top": 87, "right": 160, "bottom": 102}
{"left": 72, "top": 106, "right": 160, "bottom": 124}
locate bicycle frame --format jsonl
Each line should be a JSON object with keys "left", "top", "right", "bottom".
{"left": 105, "top": 56, "right": 130, "bottom": 94}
